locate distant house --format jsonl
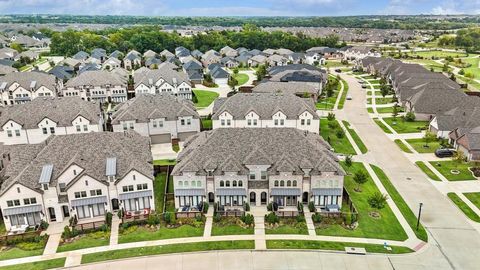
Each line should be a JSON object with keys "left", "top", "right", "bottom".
{"left": 103, "top": 57, "right": 121, "bottom": 70}
{"left": 73, "top": 51, "right": 89, "bottom": 61}
{"left": 212, "top": 93, "right": 319, "bottom": 133}
{"left": 0, "top": 72, "right": 60, "bottom": 105}
{"left": 91, "top": 48, "right": 107, "bottom": 63}
{"left": 209, "top": 65, "right": 230, "bottom": 86}
{"left": 145, "top": 57, "right": 162, "bottom": 69}
{"left": 110, "top": 50, "right": 124, "bottom": 59}
{"left": 248, "top": 55, "right": 267, "bottom": 67}
{"left": 49, "top": 66, "right": 74, "bottom": 81}
{"left": 0, "top": 48, "right": 18, "bottom": 60}
{"left": 14, "top": 51, "right": 40, "bottom": 61}
{"left": 220, "top": 46, "right": 238, "bottom": 58}
{"left": 124, "top": 50, "right": 142, "bottom": 70}
{"left": 342, "top": 46, "right": 381, "bottom": 61}
{"left": 305, "top": 52, "right": 324, "bottom": 65}
{"left": 160, "top": 49, "right": 175, "bottom": 59}
{"left": 134, "top": 65, "right": 192, "bottom": 100}
{"left": 143, "top": 50, "right": 157, "bottom": 59}
{"left": 63, "top": 70, "right": 127, "bottom": 103}
{"left": 267, "top": 55, "right": 289, "bottom": 67}
{"left": 252, "top": 81, "right": 320, "bottom": 100}
{"left": 201, "top": 50, "right": 222, "bottom": 67}
{"left": 110, "top": 94, "right": 200, "bottom": 144}
{"left": 0, "top": 64, "right": 17, "bottom": 76}
{"left": 220, "top": 57, "right": 239, "bottom": 68}
{"left": 191, "top": 50, "right": 204, "bottom": 59}
{"left": 288, "top": 53, "right": 305, "bottom": 64}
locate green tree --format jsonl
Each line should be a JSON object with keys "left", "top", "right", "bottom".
{"left": 423, "top": 131, "right": 436, "bottom": 148}
{"left": 10, "top": 42, "right": 24, "bottom": 52}
{"left": 353, "top": 171, "right": 368, "bottom": 192}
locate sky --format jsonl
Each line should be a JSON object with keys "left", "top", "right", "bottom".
{"left": 0, "top": 0, "right": 478, "bottom": 16}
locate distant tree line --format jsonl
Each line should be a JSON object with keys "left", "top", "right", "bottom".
{"left": 2, "top": 15, "right": 479, "bottom": 30}
{"left": 438, "top": 28, "right": 480, "bottom": 52}
{"left": 50, "top": 25, "right": 344, "bottom": 56}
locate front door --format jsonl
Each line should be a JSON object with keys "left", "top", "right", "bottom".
{"left": 112, "top": 199, "right": 119, "bottom": 211}
{"left": 62, "top": 205, "right": 70, "bottom": 218}
{"left": 302, "top": 192, "right": 309, "bottom": 204}
{"left": 250, "top": 192, "right": 256, "bottom": 205}
{"left": 48, "top": 207, "right": 56, "bottom": 222}
{"left": 208, "top": 192, "right": 215, "bottom": 203}
{"left": 261, "top": 192, "right": 267, "bottom": 205}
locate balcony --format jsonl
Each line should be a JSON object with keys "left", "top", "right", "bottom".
{"left": 248, "top": 180, "right": 268, "bottom": 189}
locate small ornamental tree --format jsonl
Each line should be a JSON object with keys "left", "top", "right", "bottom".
{"left": 353, "top": 170, "right": 368, "bottom": 192}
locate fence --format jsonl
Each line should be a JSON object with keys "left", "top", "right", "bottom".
{"left": 73, "top": 220, "right": 106, "bottom": 232}
{"left": 175, "top": 211, "right": 202, "bottom": 219}
{"left": 217, "top": 210, "right": 244, "bottom": 217}
{"left": 317, "top": 189, "right": 358, "bottom": 220}
{"left": 122, "top": 213, "right": 150, "bottom": 223}
{"left": 274, "top": 210, "right": 299, "bottom": 217}
{"left": 0, "top": 229, "right": 41, "bottom": 244}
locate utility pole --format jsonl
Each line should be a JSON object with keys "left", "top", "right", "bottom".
{"left": 417, "top": 202, "right": 423, "bottom": 231}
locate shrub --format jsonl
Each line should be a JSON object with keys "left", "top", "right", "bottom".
{"left": 147, "top": 214, "right": 161, "bottom": 226}
{"left": 344, "top": 212, "right": 353, "bottom": 225}
{"left": 202, "top": 202, "right": 209, "bottom": 214}
{"left": 312, "top": 213, "right": 322, "bottom": 223}
{"left": 213, "top": 213, "right": 222, "bottom": 222}
{"left": 105, "top": 212, "right": 113, "bottom": 227}
{"left": 241, "top": 213, "right": 254, "bottom": 225}
{"left": 100, "top": 224, "right": 108, "bottom": 232}
{"left": 163, "top": 212, "right": 174, "bottom": 224}
{"left": 345, "top": 155, "right": 353, "bottom": 167}
{"left": 327, "top": 112, "right": 336, "bottom": 121}
{"left": 368, "top": 192, "right": 389, "bottom": 209}
{"left": 297, "top": 201, "right": 304, "bottom": 213}
{"left": 62, "top": 226, "right": 72, "bottom": 239}
{"left": 267, "top": 203, "right": 273, "bottom": 211}
{"left": 327, "top": 120, "right": 338, "bottom": 130}
{"left": 117, "top": 209, "right": 124, "bottom": 219}
{"left": 195, "top": 214, "right": 204, "bottom": 222}
{"left": 404, "top": 112, "right": 416, "bottom": 122}
{"left": 244, "top": 202, "right": 250, "bottom": 212}
{"left": 265, "top": 212, "right": 279, "bottom": 224}
{"left": 308, "top": 202, "right": 316, "bottom": 212}
{"left": 296, "top": 214, "right": 306, "bottom": 223}
{"left": 39, "top": 220, "right": 49, "bottom": 230}
{"left": 335, "top": 129, "right": 345, "bottom": 138}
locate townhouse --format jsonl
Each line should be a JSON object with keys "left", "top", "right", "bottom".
{"left": 0, "top": 131, "right": 154, "bottom": 232}
{"left": 0, "top": 96, "right": 103, "bottom": 145}
{"left": 134, "top": 65, "right": 192, "bottom": 100}
{"left": 171, "top": 128, "right": 345, "bottom": 212}
{"left": 124, "top": 50, "right": 142, "bottom": 70}
{"left": 212, "top": 93, "right": 319, "bottom": 133}
{"left": 0, "top": 72, "right": 60, "bottom": 106}
{"left": 252, "top": 81, "right": 320, "bottom": 100}
{"left": 63, "top": 70, "right": 127, "bottom": 103}
{"left": 110, "top": 94, "right": 200, "bottom": 144}
{"left": 342, "top": 46, "right": 381, "bottom": 61}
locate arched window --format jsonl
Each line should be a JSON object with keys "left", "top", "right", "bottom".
{"left": 191, "top": 181, "right": 196, "bottom": 187}
{"left": 274, "top": 180, "right": 279, "bottom": 187}
{"left": 184, "top": 181, "right": 188, "bottom": 187}
{"left": 238, "top": 180, "right": 243, "bottom": 187}
{"left": 280, "top": 180, "right": 285, "bottom": 187}
{"left": 233, "top": 180, "right": 237, "bottom": 187}
{"left": 220, "top": 180, "right": 224, "bottom": 187}
{"left": 293, "top": 180, "right": 297, "bottom": 187}
{"left": 197, "top": 181, "right": 201, "bottom": 187}
{"left": 178, "top": 181, "right": 183, "bottom": 187}
{"left": 287, "top": 180, "right": 291, "bottom": 187}
{"left": 226, "top": 181, "right": 230, "bottom": 187}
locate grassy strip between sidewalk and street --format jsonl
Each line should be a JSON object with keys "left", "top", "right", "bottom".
{"left": 0, "top": 258, "right": 66, "bottom": 270}
{"left": 337, "top": 78, "right": 349, "bottom": 110}
{"left": 394, "top": 139, "right": 413, "bottom": 153}
{"left": 371, "top": 165, "right": 428, "bottom": 242}
{"left": 266, "top": 240, "right": 413, "bottom": 254}
{"left": 81, "top": 240, "right": 255, "bottom": 264}
{"left": 447, "top": 193, "right": 480, "bottom": 222}
{"left": 415, "top": 161, "right": 441, "bottom": 181}
{"left": 373, "top": 119, "right": 392, "bottom": 134}
{"left": 342, "top": 121, "right": 367, "bottom": 154}
{"left": 382, "top": 118, "right": 428, "bottom": 134}
{"left": 464, "top": 192, "right": 480, "bottom": 211}
{"left": 405, "top": 138, "right": 441, "bottom": 154}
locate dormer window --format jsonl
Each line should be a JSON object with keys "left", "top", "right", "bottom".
{"left": 73, "top": 169, "right": 77, "bottom": 175}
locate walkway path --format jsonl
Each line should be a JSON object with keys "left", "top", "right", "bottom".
{"left": 304, "top": 212, "right": 316, "bottom": 236}
{"left": 109, "top": 215, "right": 121, "bottom": 246}
{"left": 252, "top": 207, "right": 266, "bottom": 250}
{"left": 203, "top": 206, "right": 214, "bottom": 237}
{"left": 42, "top": 233, "right": 61, "bottom": 255}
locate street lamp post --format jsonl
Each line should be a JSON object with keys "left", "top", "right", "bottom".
{"left": 416, "top": 202, "right": 423, "bottom": 231}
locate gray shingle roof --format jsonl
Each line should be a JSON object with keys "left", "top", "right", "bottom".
{"left": 66, "top": 70, "right": 125, "bottom": 88}
{"left": 212, "top": 93, "right": 318, "bottom": 120}
{"left": 0, "top": 71, "right": 57, "bottom": 92}
{"left": 111, "top": 93, "right": 199, "bottom": 124}
{"left": 252, "top": 81, "right": 319, "bottom": 96}
{"left": 172, "top": 128, "right": 344, "bottom": 177}
{"left": 0, "top": 96, "right": 101, "bottom": 130}
{"left": 0, "top": 131, "right": 152, "bottom": 195}
{"left": 134, "top": 65, "right": 190, "bottom": 89}
{"left": 407, "top": 82, "right": 467, "bottom": 115}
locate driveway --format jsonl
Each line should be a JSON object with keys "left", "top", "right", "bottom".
{"left": 337, "top": 72, "right": 480, "bottom": 270}
{"left": 150, "top": 143, "right": 183, "bottom": 160}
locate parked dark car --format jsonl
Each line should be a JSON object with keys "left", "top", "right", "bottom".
{"left": 335, "top": 69, "right": 342, "bottom": 73}
{"left": 435, "top": 148, "right": 456, "bottom": 158}
{"left": 361, "top": 85, "right": 367, "bottom": 89}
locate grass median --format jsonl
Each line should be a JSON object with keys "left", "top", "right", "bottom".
{"left": 266, "top": 240, "right": 413, "bottom": 254}
{"left": 415, "top": 161, "right": 441, "bottom": 181}
{"left": 342, "top": 121, "right": 367, "bottom": 154}
{"left": 447, "top": 193, "right": 480, "bottom": 222}
{"left": 81, "top": 240, "right": 255, "bottom": 264}
{"left": 0, "top": 258, "right": 66, "bottom": 270}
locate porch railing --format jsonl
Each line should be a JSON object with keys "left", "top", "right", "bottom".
{"left": 216, "top": 210, "right": 244, "bottom": 217}
{"left": 0, "top": 229, "right": 41, "bottom": 244}
{"left": 73, "top": 220, "right": 105, "bottom": 232}
{"left": 175, "top": 211, "right": 202, "bottom": 219}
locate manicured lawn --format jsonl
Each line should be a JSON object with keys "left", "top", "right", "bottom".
{"left": 368, "top": 79, "right": 380, "bottom": 84}
{"left": 266, "top": 240, "right": 413, "bottom": 254}
{"left": 342, "top": 121, "right": 367, "bottom": 154}
{"left": 337, "top": 78, "right": 349, "bottom": 110}
{"left": 373, "top": 119, "right": 392, "bottom": 134}
{"left": 153, "top": 159, "right": 176, "bottom": 166}
{"left": 154, "top": 173, "right": 167, "bottom": 212}
{"left": 461, "top": 57, "right": 480, "bottom": 80}
{"left": 363, "top": 75, "right": 376, "bottom": 80}
{"left": 447, "top": 193, "right": 480, "bottom": 222}
{"left": 415, "top": 161, "right": 441, "bottom": 181}
{"left": 405, "top": 138, "right": 442, "bottom": 153}
{"left": 192, "top": 89, "right": 219, "bottom": 108}
{"left": 265, "top": 218, "right": 308, "bottom": 235}
{"left": 316, "top": 162, "right": 408, "bottom": 241}
{"left": 410, "top": 50, "right": 468, "bottom": 59}
{"left": 429, "top": 161, "right": 476, "bottom": 181}
{"left": 201, "top": 118, "right": 212, "bottom": 130}
{"left": 368, "top": 97, "right": 395, "bottom": 105}
{"left": 367, "top": 107, "right": 374, "bottom": 113}
{"left": 81, "top": 240, "right": 254, "bottom": 264}
{"left": 464, "top": 192, "right": 480, "bottom": 211}
{"left": 233, "top": 73, "right": 249, "bottom": 85}
{"left": 57, "top": 231, "right": 110, "bottom": 252}
{"left": 371, "top": 165, "right": 428, "bottom": 242}
{"left": 376, "top": 106, "right": 405, "bottom": 114}
{"left": 0, "top": 258, "right": 66, "bottom": 270}
{"left": 394, "top": 139, "right": 413, "bottom": 153}
{"left": 383, "top": 118, "right": 428, "bottom": 133}
{"left": 324, "top": 61, "right": 350, "bottom": 68}
{"left": 317, "top": 76, "right": 342, "bottom": 110}
{"left": 0, "top": 247, "right": 44, "bottom": 261}
{"left": 211, "top": 224, "right": 254, "bottom": 236}
{"left": 118, "top": 224, "right": 204, "bottom": 244}
{"left": 320, "top": 119, "right": 356, "bottom": 155}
